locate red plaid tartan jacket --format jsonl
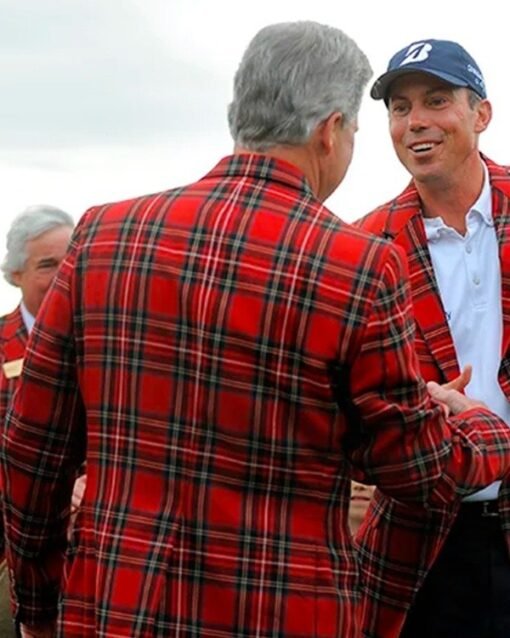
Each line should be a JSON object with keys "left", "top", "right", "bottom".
{"left": 0, "top": 306, "right": 27, "bottom": 559}
{"left": 355, "top": 155, "right": 510, "bottom": 638}
{"left": 3, "top": 155, "right": 510, "bottom": 637}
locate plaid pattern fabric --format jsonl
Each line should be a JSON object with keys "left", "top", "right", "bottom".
{"left": 355, "top": 155, "right": 510, "bottom": 638}
{"left": 0, "top": 307, "right": 27, "bottom": 559}
{"left": 3, "top": 154, "right": 510, "bottom": 637}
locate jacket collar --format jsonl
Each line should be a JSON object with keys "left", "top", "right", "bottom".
{"left": 205, "top": 154, "right": 316, "bottom": 199}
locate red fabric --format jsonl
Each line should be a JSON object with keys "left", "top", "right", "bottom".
{"left": 0, "top": 306, "right": 27, "bottom": 558}
{"left": 3, "top": 154, "right": 510, "bottom": 637}
{"left": 355, "top": 155, "right": 510, "bottom": 638}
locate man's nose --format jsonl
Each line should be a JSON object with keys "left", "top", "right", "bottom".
{"left": 407, "top": 104, "right": 430, "bottom": 131}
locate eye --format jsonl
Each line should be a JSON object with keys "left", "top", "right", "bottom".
{"left": 389, "top": 102, "right": 409, "bottom": 116}
{"left": 37, "top": 260, "right": 59, "bottom": 271}
{"left": 428, "top": 95, "right": 448, "bottom": 107}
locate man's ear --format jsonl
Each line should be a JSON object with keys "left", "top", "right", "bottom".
{"left": 475, "top": 99, "right": 492, "bottom": 134}
{"left": 319, "top": 111, "right": 343, "bottom": 153}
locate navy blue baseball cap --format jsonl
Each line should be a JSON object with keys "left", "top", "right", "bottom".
{"left": 370, "top": 39, "right": 487, "bottom": 101}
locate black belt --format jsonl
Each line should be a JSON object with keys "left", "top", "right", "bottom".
{"left": 459, "top": 499, "right": 499, "bottom": 518}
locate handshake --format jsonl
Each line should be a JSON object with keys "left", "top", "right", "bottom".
{"left": 426, "top": 365, "right": 485, "bottom": 417}
{"left": 348, "top": 365, "right": 483, "bottom": 536}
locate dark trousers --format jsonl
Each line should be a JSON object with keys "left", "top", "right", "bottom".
{"left": 400, "top": 502, "right": 510, "bottom": 638}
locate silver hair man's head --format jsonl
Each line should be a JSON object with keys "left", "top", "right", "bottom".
{"left": 228, "top": 21, "right": 372, "bottom": 151}
{"left": 2, "top": 205, "right": 75, "bottom": 286}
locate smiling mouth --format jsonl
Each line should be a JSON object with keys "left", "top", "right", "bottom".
{"left": 410, "top": 142, "right": 437, "bottom": 153}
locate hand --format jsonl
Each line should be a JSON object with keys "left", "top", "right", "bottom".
{"left": 348, "top": 481, "right": 375, "bottom": 535}
{"left": 427, "top": 380, "right": 487, "bottom": 416}
{"left": 20, "top": 621, "right": 56, "bottom": 638}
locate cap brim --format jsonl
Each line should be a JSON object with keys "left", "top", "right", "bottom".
{"left": 370, "top": 67, "right": 469, "bottom": 100}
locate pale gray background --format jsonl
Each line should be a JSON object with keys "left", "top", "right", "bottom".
{"left": 1, "top": 0, "right": 507, "bottom": 313}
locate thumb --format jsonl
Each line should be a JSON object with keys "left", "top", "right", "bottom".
{"left": 443, "top": 365, "right": 472, "bottom": 392}
{"left": 426, "top": 381, "right": 450, "bottom": 417}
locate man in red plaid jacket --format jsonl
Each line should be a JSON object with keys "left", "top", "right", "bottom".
{"left": 3, "top": 23, "right": 510, "bottom": 638}
{"left": 356, "top": 39, "right": 510, "bottom": 638}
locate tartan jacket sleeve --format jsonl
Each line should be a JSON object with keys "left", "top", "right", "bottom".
{"left": 1, "top": 226, "right": 86, "bottom": 625}
{"left": 346, "top": 242, "right": 510, "bottom": 507}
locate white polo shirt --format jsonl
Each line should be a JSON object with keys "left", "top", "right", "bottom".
{"left": 424, "top": 164, "right": 510, "bottom": 501}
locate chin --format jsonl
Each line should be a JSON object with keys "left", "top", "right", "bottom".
{"left": 413, "top": 170, "right": 443, "bottom": 185}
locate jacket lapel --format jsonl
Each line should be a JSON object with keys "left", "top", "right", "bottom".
{"left": 384, "top": 186, "right": 460, "bottom": 382}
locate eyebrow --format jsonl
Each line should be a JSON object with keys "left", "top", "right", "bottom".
{"left": 390, "top": 84, "right": 454, "bottom": 102}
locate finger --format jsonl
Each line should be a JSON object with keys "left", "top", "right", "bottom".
{"left": 427, "top": 381, "right": 452, "bottom": 403}
{"left": 426, "top": 381, "right": 451, "bottom": 417}
{"left": 443, "top": 364, "right": 472, "bottom": 392}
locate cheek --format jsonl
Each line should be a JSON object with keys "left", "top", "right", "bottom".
{"left": 36, "top": 273, "right": 56, "bottom": 293}
{"left": 389, "top": 119, "right": 406, "bottom": 142}
{"left": 342, "top": 135, "right": 355, "bottom": 165}
{"left": 390, "top": 127, "right": 408, "bottom": 160}
{"left": 338, "top": 148, "right": 353, "bottom": 181}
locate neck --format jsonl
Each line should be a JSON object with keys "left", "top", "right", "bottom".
{"left": 234, "top": 142, "right": 328, "bottom": 202}
{"left": 416, "top": 154, "right": 485, "bottom": 235}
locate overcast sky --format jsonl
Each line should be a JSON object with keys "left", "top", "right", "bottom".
{"left": 1, "top": 0, "right": 509, "bottom": 313}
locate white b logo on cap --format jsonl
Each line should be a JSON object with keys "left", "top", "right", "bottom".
{"left": 400, "top": 42, "right": 432, "bottom": 66}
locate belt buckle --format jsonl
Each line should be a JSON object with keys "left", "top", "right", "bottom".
{"left": 481, "top": 501, "right": 499, "bottom": 518}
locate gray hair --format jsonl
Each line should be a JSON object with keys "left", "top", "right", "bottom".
{"left": 2, "top": 204, "right": 75, "bottom": 286}
{"left": 228, "top": 21, "right": 373, "bottom": 151}
{"left": 467, "top": 88, "right": 482, "bottom": 109}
